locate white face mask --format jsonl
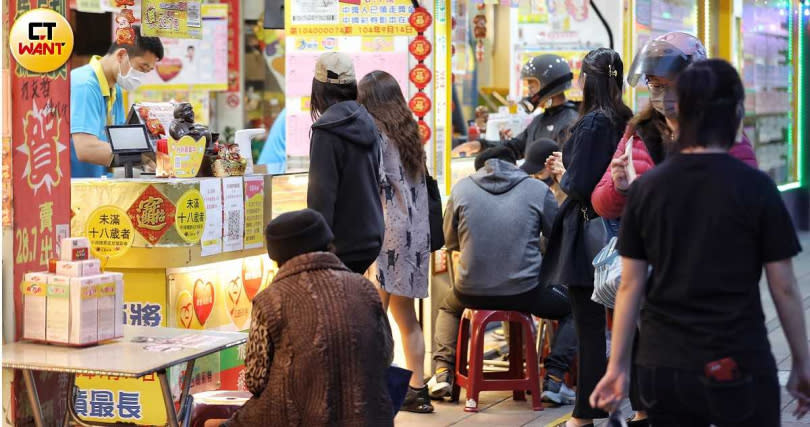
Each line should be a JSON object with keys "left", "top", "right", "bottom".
{"left": 117, "top": 55, "right": 146, "bottom": 91}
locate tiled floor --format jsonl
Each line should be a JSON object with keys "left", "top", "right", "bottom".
{"left": 395, "top": 232, "right": 810, "bottom": 426}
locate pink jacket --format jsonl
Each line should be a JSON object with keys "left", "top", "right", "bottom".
{"left": 591, "top": 128, "right": 758, "bottom": 220}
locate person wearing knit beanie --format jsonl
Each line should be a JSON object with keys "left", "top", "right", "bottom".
{"left": 264, "top": 208, "right": 334, "bottom": 266}
{"left": 217, "top": 208, "right": 395, "bottom": 427}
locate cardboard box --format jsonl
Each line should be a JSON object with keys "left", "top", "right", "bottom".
{"left": 109, "top": 272, "right": 125, "bottom": 338}
{"left": 59, "top": 237, "right": 90, "bottom": 261}
{"left": 96, "top": 274, "right": 117, "bottom": 341}
{"left": 56, "top": 259, "right": 101, "bottom": 278}
{"left": 69, "top": 276, "right": 99, "bottom": 345}
{"left": 22, "top": 272, "right": 49, "bottom": 341}
{"left": 46, "top": 275, "right": 71, "bottom": 344}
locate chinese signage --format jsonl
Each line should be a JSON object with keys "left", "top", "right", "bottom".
{"left": 9, "top": 0, "right": 73, "bottom": 422}
{"left": 243, "top": 177, "right": 264, "bottom": 250}
{"left": 74, "top": 373, "right": 166, "bottom": 425}
{"left": 200, "top": 179, "right": 224, "bottom": 256}
{"left": 138, "top": 5, "right": 229, "bottom": 91}
{"left": 175, "top": 189, "right": 206, "bottom": 244}
{"left": 168, "top": 135, "right": 206, "bottom": 178}
{"left": 222, "top": 177, "right": 244, "bottom": 253}
{"left": 286, "top": 0, "right": 417, "bottom": 36}
{"left": 85, "top": 205, "right": 135, "bottom": 259}
{"left": 127, "top": 185, "right": 177, "bottom": 245}
{"left": 140, "top": 0, "right": 203, "bottom": 39}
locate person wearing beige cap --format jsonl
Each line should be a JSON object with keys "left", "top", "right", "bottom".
{"left": 307, "top": 52, "right": 385, "bottom": 275}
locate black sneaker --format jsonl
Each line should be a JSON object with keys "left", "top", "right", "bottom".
{"left": 427, "top": 367, "right": 453, "bottom": 400}
{"left": 401, "top": 386, "right": 434, "bottom": 413}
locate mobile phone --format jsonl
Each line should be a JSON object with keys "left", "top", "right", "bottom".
{"left": 705, "top": 357, "right": 740, "bottom": 382}
{"left": 624, "top": 137, "right": 637, "bottom": 183}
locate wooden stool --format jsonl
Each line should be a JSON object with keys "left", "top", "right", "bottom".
{"left": 451, "top": 309, "right": 543, "bottom": 412}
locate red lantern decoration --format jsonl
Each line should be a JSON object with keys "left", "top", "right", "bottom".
{"left": 409, "top": 93, "right": 432, "bottom": 116}
{"left": 417, "top": 120, "right": 432, "bottom": 144}
{"left": 408, "top": 7, "right": 433, "bottom": 145}
{"left": 409, "top": 7, "right": 433, "bottom": 33}
{"left": 409, "top": 64, "right": 432, "bottom": 90}
{"left": 408, "top": 36, "right": 432, "bottom": 61}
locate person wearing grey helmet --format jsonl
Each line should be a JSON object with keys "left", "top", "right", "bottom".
{"left": 452, "top": 54, "right": 579, "bottom": 158}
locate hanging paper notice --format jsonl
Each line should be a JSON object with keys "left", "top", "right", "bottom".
{"left": 290, "top": 0, "right": 338, "bottom": 26}
{"left": 200, "top": 179, "right": 223, "bottom": 256}
{"left": 286, "top": 0, "right": 416, "bottom": 36}
{"left": 137, "top": 5, "right": 229, "bottom": 90}
{"left": 243, "top": 177, "right": 264, "bottom": 250}
{"left": 141, "top": 0, "right": 203, "bottom": 39}
{"left": 175, "top": 189, "right": 206, "bottom": 244}
{"left": 222, "top": 177, "right": 244, "bottom": 253}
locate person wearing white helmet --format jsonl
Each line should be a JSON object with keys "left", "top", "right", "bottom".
{"left": 593, "top": 32, "right": 758, "bottom": 222}
{"left": 452, "top": 54, "right": 580, "bottom": 158}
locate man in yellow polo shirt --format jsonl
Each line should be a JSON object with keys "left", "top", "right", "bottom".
{"left": 70, "top": 25, "right": 163, "bottom": 177}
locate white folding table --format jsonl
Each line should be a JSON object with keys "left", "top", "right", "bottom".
{"left": 2, "top": 326, "right": 248, "bottom": 427}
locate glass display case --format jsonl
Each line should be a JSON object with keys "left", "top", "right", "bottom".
{"left": 741, "top": 0, "right": 797, "bottom": 185}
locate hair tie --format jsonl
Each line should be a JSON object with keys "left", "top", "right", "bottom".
{"left": 607, "top": 64, "right": 618, "bottom": 78}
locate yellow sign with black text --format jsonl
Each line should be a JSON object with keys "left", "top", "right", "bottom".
{"left": 85, "top": 205, "right": 134, "bottom": 259}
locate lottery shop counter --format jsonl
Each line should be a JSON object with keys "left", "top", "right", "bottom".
{"left": 67, "top": 173, "right": 308, "bottom": 425}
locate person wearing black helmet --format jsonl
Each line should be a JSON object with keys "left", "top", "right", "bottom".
{"left": 452, "top": 54, "right": 579, "bottom": 159}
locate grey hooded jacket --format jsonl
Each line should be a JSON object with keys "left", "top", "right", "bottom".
{"left": 444, "top": 159, "right": 558, "bottom": 296}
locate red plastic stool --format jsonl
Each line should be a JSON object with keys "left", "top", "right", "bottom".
{"left": 451, "top": 309, "right": 543, "bottom": 412}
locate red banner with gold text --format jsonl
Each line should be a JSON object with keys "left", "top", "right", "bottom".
{"left": 8, "top": 0, "right": 72, "bottom": 423}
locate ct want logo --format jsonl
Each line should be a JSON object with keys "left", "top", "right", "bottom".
{"left": 9, "top": 8, "right": 74, "bottom": 73}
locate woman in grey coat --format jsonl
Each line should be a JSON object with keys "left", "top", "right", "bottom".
{"left": 358, "top": 70, "right": 432, "bottom": 414}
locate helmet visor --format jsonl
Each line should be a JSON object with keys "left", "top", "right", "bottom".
{"left": 627, "top": 40, "right": 690, "bottom": 87}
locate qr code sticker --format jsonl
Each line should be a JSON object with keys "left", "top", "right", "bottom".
{"left": 187, "top": 2, "right": 201, "bottom": 28}
{"left": 226, "top": 210, "right": 242, "bottom": 240}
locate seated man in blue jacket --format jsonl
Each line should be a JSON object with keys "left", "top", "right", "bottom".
{"left": 428, "top": 147, "right": 577, "bottom": 405}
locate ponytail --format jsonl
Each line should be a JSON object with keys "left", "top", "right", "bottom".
{"left": 674, "top": 59, "right": 744, "bottom": 151}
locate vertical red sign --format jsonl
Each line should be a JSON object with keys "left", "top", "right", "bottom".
{"left": 8, "top": 0, "right": 72, "bottom": 423}
{"left": 222, "top": 0, "right": 241, "bottom": 92}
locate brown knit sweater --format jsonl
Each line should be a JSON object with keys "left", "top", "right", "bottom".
{"left": 226, "top": 252, "right": 394, "bottom": 427}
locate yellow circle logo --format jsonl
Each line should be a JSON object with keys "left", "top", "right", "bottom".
{"left": 9, "top": 8, "right": 74, "bottom": 73}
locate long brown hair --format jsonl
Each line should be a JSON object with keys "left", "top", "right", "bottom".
{"left": 629, "top": 103, "right": 670, "bottom": 164}
{"left": 357, "top": 70, "right": 425, "bottom": 177}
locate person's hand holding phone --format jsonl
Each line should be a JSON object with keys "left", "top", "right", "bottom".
{"left": 499, "top": 128, "right": 513, "bottom": 140}
{"left": 545, "top": 151, "right": 565, "bottom": 182}
{"left": 610, "top": 155, "right": 630, "bottom": 191}
{"left": 612, "top": 139, "right": 638, "bottom": 192}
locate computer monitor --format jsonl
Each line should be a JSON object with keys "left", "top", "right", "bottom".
{"left": 105, "top": 124, "right": 152, "bottom": 154}
{"left": 105, "top": 125, "right": 152, "bottom": 178}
